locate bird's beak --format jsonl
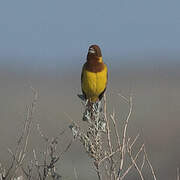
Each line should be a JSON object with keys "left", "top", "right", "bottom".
{"left": 88, "top": 47, "right": 96, "bottom": 54}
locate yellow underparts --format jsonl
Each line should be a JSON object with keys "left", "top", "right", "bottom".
{"left": 82, "top": 63, "right": 107, "bottom": 102}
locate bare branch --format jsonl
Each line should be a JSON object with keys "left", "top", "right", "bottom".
{"left": 140, "top": 154, "right": 146, "bottom": 172}
{"left": 110, "top": 110, "right": 121, "bottom": 153}
{"left": 144, "top": 147, "right": 157, "bottom": 180}
{"left": 99, "top": 148, "right": 121, "bottom": 166}
{"left": 120, "top": 144, "right": 144, "bottom": 180}
{"left": 104, "top": 94, "right": 113, "bottom": 154}
{"left": 104, "top": 94, "right": 116, "bottom": 180}
{"left": 129, "top": 134, "right": 140, "bottom": 150}
{"left": 127, "top": 144, "right": 145, "bottom": 180}
{"left": 119, "top": 95, "right": 133, "bottom": 175}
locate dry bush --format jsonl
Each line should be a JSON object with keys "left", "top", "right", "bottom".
{"left": 0, "top": 89, "right": 178, "bottom": 180}
{"left": 70, "top": 93, "right": 158, "bottom": 180}
{"left": 0, "top": 89, "right": 71, "bottom": 180}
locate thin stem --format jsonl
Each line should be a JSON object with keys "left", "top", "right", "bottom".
{"left": 120, "top": 144, "right": 144, "bottom": 180}
{"left": 127, "top": 144, "right": 145, "bottom": 180}
{"left": 119, "top": 95, "right": 133, "bottom": 175}
{"left": 144, "top": 147, "right": 157, "bottom": 180}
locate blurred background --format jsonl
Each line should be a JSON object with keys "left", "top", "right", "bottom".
{"left": 0, "top": 0, "right": 180, "bottom": 179}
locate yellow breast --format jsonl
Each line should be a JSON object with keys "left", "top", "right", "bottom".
{"left": 82, "top": 64, "right": 107, "bottom": 102}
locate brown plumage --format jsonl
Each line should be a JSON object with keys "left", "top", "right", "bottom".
{"left": 84, "top": 61, "right": 105, "bottom": 73}
{"left": 85, "top": 45, "right": 104, "bottom": 73}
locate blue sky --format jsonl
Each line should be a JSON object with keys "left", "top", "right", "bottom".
{"left": 0, "top": 0, "right": 180, "bottom": 62}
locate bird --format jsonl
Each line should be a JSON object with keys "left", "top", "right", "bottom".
{"left": 81, "top": 45, "right": 108, "bottom": 103}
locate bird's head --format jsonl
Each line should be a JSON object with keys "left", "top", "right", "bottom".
{"left": 87, "top": 45, "right": 103, "bottom": 62}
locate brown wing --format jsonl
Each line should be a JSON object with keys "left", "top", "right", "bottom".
{"left": 81, "top": 63, "right": 87, "bottom": 99}
{"left": 98, "top": 69, "right": 108, "bottom": 100}
{"left": 98, "top": 87, "right": 106, "bottom": 100}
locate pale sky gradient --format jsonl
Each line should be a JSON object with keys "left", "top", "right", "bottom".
{"left": 0, "top": 0, "right": 180, "bottom": 63}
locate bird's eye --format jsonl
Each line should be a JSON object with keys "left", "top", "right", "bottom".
{"left": 89, "top": 47, "right": 96, "bottom": 54}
